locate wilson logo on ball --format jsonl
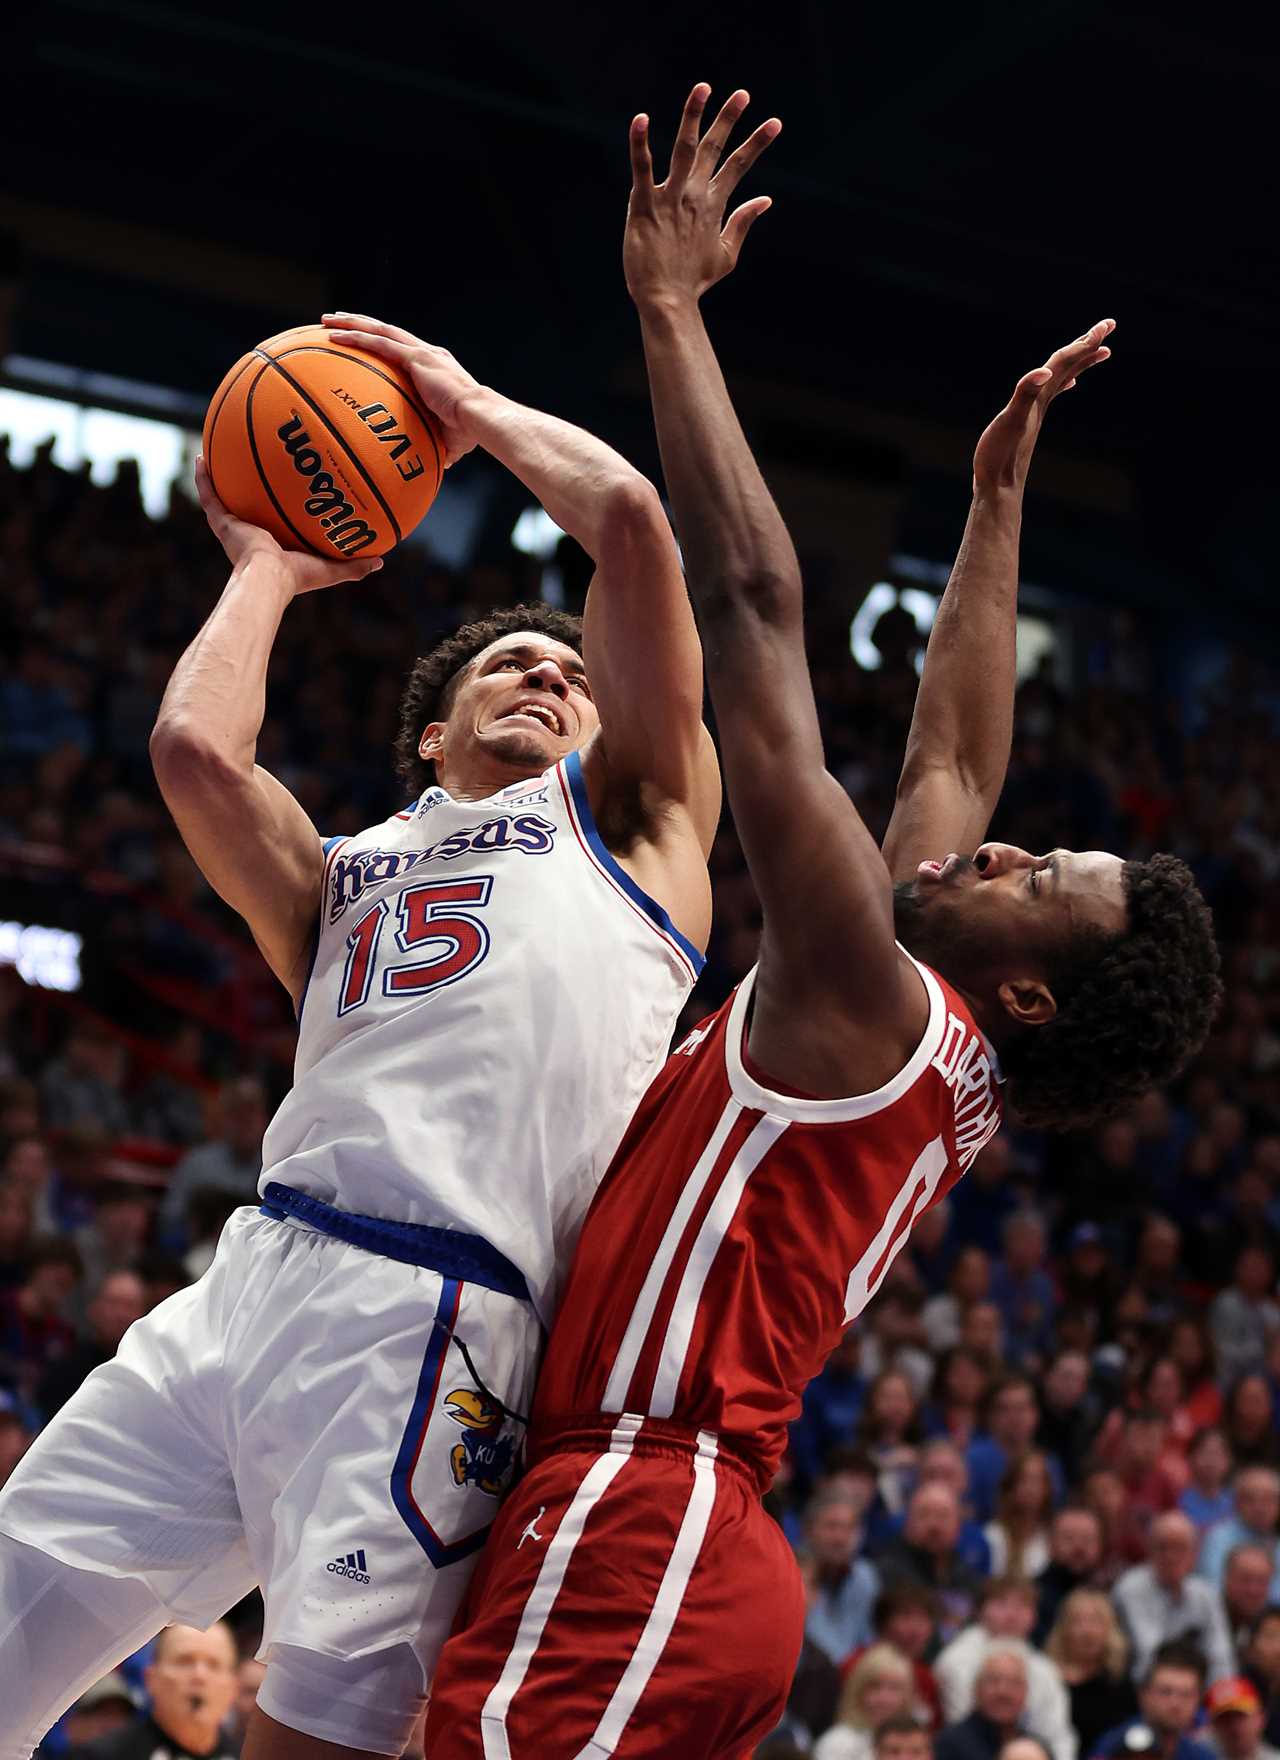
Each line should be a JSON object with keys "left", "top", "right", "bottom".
{"left": 277, "top": 414, "right": 379, "bottom": 556}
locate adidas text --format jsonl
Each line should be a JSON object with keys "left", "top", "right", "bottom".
{"left": 327, "top": 1549, "right": 370, "bottom": 1584}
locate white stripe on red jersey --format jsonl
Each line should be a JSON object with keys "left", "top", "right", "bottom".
{"left": 533, "top": 953, "right": 1004, "bottom": 1486}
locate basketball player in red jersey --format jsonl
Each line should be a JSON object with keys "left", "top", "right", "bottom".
{"left": 424, "top": 86, "right": 1221, "bottom": 1758}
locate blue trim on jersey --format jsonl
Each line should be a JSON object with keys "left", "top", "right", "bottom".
{"left": 259, "top": 1182, "right": 530, "bottom": 1300}
{"left": 390, "top": 1278, "right": 493, "bottom": 1568}
{"left": 562, "top": 749, "right": 705, "bottom": 975}
{"left": 321, "top": 833, "right": 347, "bottom": 857}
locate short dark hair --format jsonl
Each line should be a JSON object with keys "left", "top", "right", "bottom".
{"left": 874, "top": 1583, "right": 940, "bottom": 1629}
{"left": 980, "top": 1574, "right": 1037, "bottom": 1609}
{"left": 1002, "top": 854, "right": 1222, "bottom": 1130}
{"left": 394, "top": 604, "right": 584, "bottom": 797}
{"left": 1146, "top": 1639, "right": 1207, "bottom": 1687}
{"left": 874, "top": 1715, "right": 930, "bottom": 1752}
{"left": 25, "top": 1237, "right": 83, "bottom": 1281}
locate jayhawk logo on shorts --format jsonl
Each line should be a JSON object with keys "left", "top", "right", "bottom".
{"left": 444, "top": 1388, "right": 517, "bottom": 1497}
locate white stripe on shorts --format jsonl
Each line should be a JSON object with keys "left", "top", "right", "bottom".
{"left": 573, "top": 1430, "right": 719, "bottom": 1760}
{"left": 481, "top": 1414, "right": 642, "bottom": 1760}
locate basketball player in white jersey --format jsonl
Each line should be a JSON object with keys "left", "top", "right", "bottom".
{"left": 0, "top": 324, "right": 719, "bottom": 1759}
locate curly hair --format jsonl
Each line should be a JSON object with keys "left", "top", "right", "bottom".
{"left": 393, "top": 603, "right": 584, "bottom": 797}
{"left": 1002, "top": 853, "right": 1222, "bottom": 1130}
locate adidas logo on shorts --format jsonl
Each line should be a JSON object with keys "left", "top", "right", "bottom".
{"left": 327, "top": 1549, "right": 371, "bottom": 1585}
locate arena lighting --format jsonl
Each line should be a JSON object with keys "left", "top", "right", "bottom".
{"left": 0, "top": 920, "right": 82, "bottom": 993}
{"left": 849, "top": 582, "right": 939, "bottom": 675}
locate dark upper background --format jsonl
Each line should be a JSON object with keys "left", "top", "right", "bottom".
{"left": 2, "top": 0, "right": 1277, "bottom": 635}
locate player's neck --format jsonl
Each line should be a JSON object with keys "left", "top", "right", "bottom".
{"left": 435, "top": 755, "right": 549, "bottom": 802}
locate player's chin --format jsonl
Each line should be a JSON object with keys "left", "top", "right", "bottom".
{"left": 482, "top": 726, "right": 561, "bottom": 770}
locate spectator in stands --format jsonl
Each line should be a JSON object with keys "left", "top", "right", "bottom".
{"left": 925, "top": 1250, "right": 992, "bottom": 1354}
{"left": 74, "top": 1178, "right": 152, "bottom": 1297}
{"left": 935, "top": 1577, "right": 1076, "bottom": 1760}
{"left": 1201, "top": 1469, "right": 1280, "bottom": 1596}
{"left": 1222, "top": 1378, "right": 1280, "bottom": 1472}
{"left": 924, "top": 1348, "right": 992, "bottom": 1453}
{"left": 1043, "top": 1588, "right": 1137, "bottom": 1758}
{"left": 57, "top": 1672, "right": 138, "bottom": 1751}
{"left": 1110, "top": 1410, "right": 1181, "bottom": 1556}
{"left": 793, "top": 1326, "right": 868, "bottom": 1491}
{"left": 934, "top": 1649, "right": 1031, "bottom": 1760}
{"left": 878, "top": 1483, "right": 985, "bottom": 1643}
{"left": 130, "top": 1020, "right": 208, "bottom": 1147}
{"left": 899, "top": 1439, "right": 991, "bottom": 1575}
{"left": 1112, "top": 1510, "right": 1235, "bottom": 1683}
{"left": 909, "top": 1203, "right": 954, "bottom": 1297}
{"left": 857, "top": 1370, "right": 924, "bottom": 1517}
{"left": 1081, "top": 1465, "right": 1133, "bottom": 1583}
{"left": 1035, "top": 1505, "right": 1107, "bottom": 1644}
{"left": 1091, "top": 1646, "right": 1215, "bottom": 1760}
{"left": 1183, "top": 1429, "right": 1238, "bottom": 1536}
{"left": 990, "top": 1212, "right": 1057, "bottom": 1369}
{"left": 787, "top": 1552, "right": 845, "bottom": 1747}
{"left": 1201, "top": 1676, "right": 1280, "bottom": 1760}
{"left": 960, "top": 1302, "right": 1006, "bottom": 1378}
{"left": 1223, "top": 1546, "right": 1279, "bottom": 1659}
{"left": 805, "top": 1489, "right": 881, "bottom": 1665}
{"left": 968, "top": 1376, "right": 1053, "bottom": 1524}
{"left": 986, "top": 1452, "right": 1055, "bottom": 1580}
{"left": 1038, "top": 1352, "right": 1105, "bottom": 1488}
{"left": 1242, "top": 1610, "right": 1280, "bottom": 1748}
{"left": 873, "top": 1716, "right": 934, "bottom": 1760}
{"left": 850, "top": 1585, "right": 944, "bottom": 1730}
{"left": 1133, "top": 1217, "right": 1188, "bottom": 1331}
{"left": 998, "top": 1740, "right": 1053, "bottom": 1760}
{"left": 2, "top": 1134, "right": 53, "bottom": 1232}
{"left": 0, "top": 1180, "right": 32, "bottom": 1291}
{"left": 1170, "top": 1321, "right": 1225, "bottom": 1434}
{"left": 815, "top": 1643, "right": 916, "bottom": 1760}
{"left": 33, "top": 1267, "right": 144, "bottom": 1421}
{"left": 1056, "top": 1223, "right": 1121, "bottom": 1344}
{"left": 68, "top": 1621, "right": 239, "bottom": 1758}
{"left": 0, "top": 1237, "right": 82, "bottom": 1404}
{"left": 1210, "top": 1249, "right": 1280, "bottom": 1388}
{"left": 182, "top": 1186, "right": 239, "bottom": 1282}
{"left": 158, "top": 1074, "right": 266, "bottom": 1246}
{"left": 39, "top": 1022, "right": 129, "bottom": 1138}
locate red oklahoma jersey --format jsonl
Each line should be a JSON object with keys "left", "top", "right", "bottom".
{"left": 533, "top": 952, "right": 1004, "bottom": 1485}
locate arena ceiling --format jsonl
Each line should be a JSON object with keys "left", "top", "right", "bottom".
{"left": 4, "top": 0, "right": 1276, "bottom": 623}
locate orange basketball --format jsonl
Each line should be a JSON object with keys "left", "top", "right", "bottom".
{"left": 202, "top": 324, "right": 444, "bottom": 560}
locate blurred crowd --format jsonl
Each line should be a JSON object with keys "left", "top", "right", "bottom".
{"left": 1, "top": 442, "right": 1280, "bottom": 1757}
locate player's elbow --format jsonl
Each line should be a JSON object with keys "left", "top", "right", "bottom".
{"left": 699, "top": 565, "right": 802, "bottom": 630}
{"left": 597, "top": 476, "right": 670, "bottom": 560}
{"left": 150, "top": 717, "right": 245, "bottom": 800}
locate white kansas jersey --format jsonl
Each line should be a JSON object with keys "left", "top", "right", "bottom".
{"left": 260, "top": 751, "right": 703, "bottom": 1324}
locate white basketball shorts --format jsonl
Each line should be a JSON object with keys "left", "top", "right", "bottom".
{"left": 0, "top": 1203, "right": 540, "bottom": 1676}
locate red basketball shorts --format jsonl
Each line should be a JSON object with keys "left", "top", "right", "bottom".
{"left": 423, "top": 1414, "right": 805, "bottom": 1759}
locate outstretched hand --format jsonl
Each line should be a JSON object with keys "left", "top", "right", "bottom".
{"left": 321, "top": 312, "right": 480, "bottom": 465}
{"left": 973, "top": 319, "right": 1115, "bottom": 493}
{"left": 625, "top": 83, "right": 781, "bottom": 311}
{"left": 194, "top": 456, "right": 383, "bottom": 595}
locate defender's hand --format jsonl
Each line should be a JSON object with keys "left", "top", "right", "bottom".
{"left": 195, "top": 456, "right": 383, "bottom": 595}
{"left": 625, "top": 83, "right": 780, "bottom": 311}
{"left": 973, "top": 319, "right": 1115, "bottom": 494}
{"left": 321, "top": 312, "right": 481, "bottom": 464}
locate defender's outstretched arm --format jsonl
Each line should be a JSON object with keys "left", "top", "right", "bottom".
{"left": 629, "top": 87, "right": 924, "bottom": 1092}
{"left": 882, "top": 321, "right": 1114, "bottom": 880}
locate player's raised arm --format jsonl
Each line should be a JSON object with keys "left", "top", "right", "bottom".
{"left": 320, "top": 313, "right": 721, "bottom": 871}
{"left": 628, "top": 86, "right": 923, "bottom": 1091}
{"left": 149, "top": 461, "right": 382, "bottom": 1002}
{"left": 882, "top": 322, "right": 1114, "bottom": 881}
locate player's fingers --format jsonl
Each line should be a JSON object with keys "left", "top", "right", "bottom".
{"left": 1010, "top": 366, "right": 1053, "bottom": 408}
{"left": 711, "top": 117, "right": 782, "bottom": 201}
{"left": 721, "top": 195, "right": 773, "bottom": 260}
{"left": 629, "top": 114, "right": 655, "bottom": 193}
{"left": 696, "top": 88, "right": 751, "bottom": 176}
{"left": 322, "top": 312, "right": 418, "bottom": 348}
{"left": 324, "top": 328, "right": 408, "bottom": 363}
{"left": 193, "top": 454, "right": 227, "bottom": 522}
{"left": 668, "top": 83, "right": 711, "bottom": 185}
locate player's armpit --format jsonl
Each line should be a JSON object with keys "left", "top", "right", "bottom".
{"left": 150, "top": 737, "right": 323, "bottom": 1001}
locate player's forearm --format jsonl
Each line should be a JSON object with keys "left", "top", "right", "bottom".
{"left": 897, "top": 486, "right": 1021, "bottom": 806}
{"left": 635, "top": 294, "right": 802, "bottom": 622}
{"left": 150, "top": 554, "right": 292, "bottom": 779}
{"left": 457, "top": 385, "right": 662, "bottom": 560}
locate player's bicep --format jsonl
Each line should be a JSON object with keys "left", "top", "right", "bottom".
{"left": 152, "top": 749, "right": 322, "bottom": 996}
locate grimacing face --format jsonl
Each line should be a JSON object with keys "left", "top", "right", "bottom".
{"left": 422, "top": 632, "right": 598, "bottom": 784}
{"left": 893, "top": 843, "right": 1127, "bottom": 1021}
